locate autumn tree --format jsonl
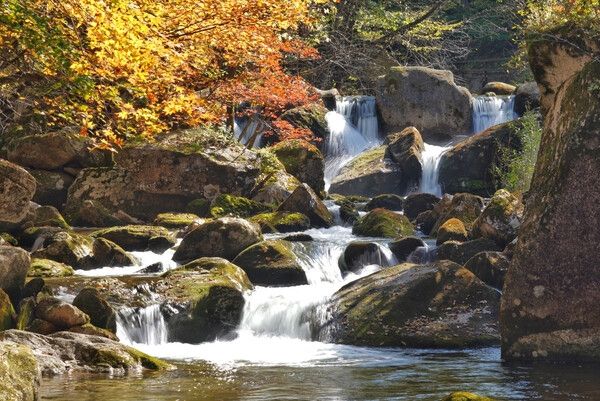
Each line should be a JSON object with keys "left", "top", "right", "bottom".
{"left": 0, "top": 0, "right": 326, "bottom": 147}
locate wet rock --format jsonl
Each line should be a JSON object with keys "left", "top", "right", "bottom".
{"left": 436, "top": 239, "right": 502, "bottom": 266}
{"left": 414, "top": 210, "right": 437, "bottom": 235}
{"left": 137, "top": 262, "right": 164, "bottom": 274}
{"left": 0, "top": 245, "right": 30, "bottom": 303}
{"left": 73, "top": 288, "right": 117, "bottom": 333}
{"left": 353, "top": 208, "right": 415, "bottom": 238}
{"left": 153, "top": 213, "right": 201, "bottom": 229}
{"left": 501, "top": 33, "right": 600, "bottom": 362}
{"left": 161, "top": 260, "right": 252, "bottom": 343}
{"left": 403, "top": 193, "right": 440, "bottom": 220}
{"left": 29, "top": 169, "right": 74, "bottom": 209}
{"left": 482, "top": 82, "right": 516, "bottom": 95}
{"left": 432, "top": 193, "right": 484, "bottom": 234}
{"left": 385, "top": 126, "right": 424, "bottom": 185}
{"left": 278, "top": 184, "right": 333, "bottom": 228}
{"left": 232, "top": 240, "right": 307, "bottom": 286}
{"left": 29, "top": 258, "right": 74, "bottom": 278}
{"left": 282, "top": 234, "right": 313, "bottom": 242}
{"left": 339, "top": 241, "right": 390, "bottom": 274}
{"left": 472, "top": 189, "right": 523, "bottom": 247}
{"left": 249, "top": 212, "right": 311, "bottom": 233}
{"left": 173, "top": 217, "right": 262, "bottom": 263}
{"left": 329, "top": 147, "right": 405, "bottom": 197}
{"left": 0, "top": 289, "right": 15, "bottom": 331}
{"left": 339, "top": 203, "right": 360, "bottom": 225}
{"left": 0, "top": 341, "right": 40, "bottom": 401}
{"left": 210, "top": 194, "right": 271, "bottom": 218}
{"left": 389, "top": 237, "right": 426, "bottom": 262}
{"left": 0, "top": 330, "right": 172, "bottom": 375}
{"left": 376, "top": 67, "right": 472, "bottom": 141}
{"left": 92, "top": 225, "right": 175, "bottom": 252}
{"left": 437, "top": 218, "right": 468, "bottom": 245}
{"left": 514, "top": 82, "right": 540, "bottom": 116}
{"left": 439, "top": 121, "right": 525, "bottom": 196}
{"left": 0, "top": 159, "right": 36, "bottom": 224}
{"left": 35, "top": 297, "right": 89, "bottom": 329}
{"left": 322, "top": 260, "right": 500, "bottom": 347}
{"left": 365, "top": 194, "right": 404, "bottom": 211}
{"left": 464, "top": 251, "right": 509, "bottom": 290}
{"left": 270, "top": 139, "right": 325, "bottom": 193}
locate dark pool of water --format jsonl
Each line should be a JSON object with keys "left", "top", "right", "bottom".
{"left": 39, "top": 347, "right": 600, "bottom": 401}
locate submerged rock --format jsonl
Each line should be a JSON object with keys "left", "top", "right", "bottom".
{"left": 0, "top": 330, "right": 172, "bottom": 375}
{"left": 329, "top": 146, "right": 405, "bottom": 197}
{"left": 173, "top": 217, "right": 262, "bottom": 263}
{"left": 365, "top": 194, "right": 404, "bottom": 211}
{"left": 0, "top": 341, "right": 40, "bottom": 401}
{"left": 322, "top": 260, "right": 500, "bottom": 347}
{"left": 464, "top": 251, "right": 509, "bottom": 291}
{"left": 270, "top": 139, "right": 325, "bottom": 194}
{"left": 376, "top": 67, "right": 472, "bottom": 141}
{"left": 472, "top": 189, "right": 523, "bottom": 247}
{"left": 278, "top": 184, "right": 333, "bottom": 228}
{"left": 501, "top": 32, "right": 600, "bottom": 362}
{"left": 0, "top": 159, "right": 36, "bottom": 224}
{"left": 232, "top": 240, "right": 307, "bottom": 286}
{"left": 353, "top": 208, "right": 414, "bottom": 238}
{"left": 437, "top": 218, "right": 468, "bottom": 245}
{"left": 384, "top": 126, "right": 424, "bottom": 186}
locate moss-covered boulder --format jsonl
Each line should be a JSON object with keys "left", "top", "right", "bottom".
{"left": 321, "top": 260, "right": 500, "bottom": 347}
{"left": 73, "top": 288, "right": 117, "bottom": 333}
{"left": 278, "top": 183, "right": 333, "bottom": 228}
{"left": 0, "top": 330, "right": 173, "bottom": 374}
{"left": 92, "top": 225, "right": 175, "bottom": 252}
{"left": 35, "top": 297, "right": 89, "bottom": 329}
{"left": 432, "top": 193, "right": 484, "bottom": 234}
{"left": 441, "top": 392, "right": 496, "bottom": 401}
{"left": 0, "top": 159, "right": 36, "bottom": 224}
{"left": 210, "top": 194, "right": 271, "bottom": 218}
{"left": 68, "top": 323, "right": 118, "bottom": 341}
{"left": 389, "top": 236, "right": 425, "bottom": 262}
{"left": 353, "top": 208, "right": 415, "bottom": 238}
{"left": 29, "top": 258, "right": 74, "bottom": 278}
{"left": 153, "top": 213, "right": 201, "bottom": 229}
{"left": 338, "top": 241, "right": 391, "bottom": 274}
{"left": 0, "top": 245, "right": 30, "bottom": 303}
{"left": 16, "top": 297, "right": 35, "bottom": 331}
{"left": 482, "top": 81, "right": 516, "bottom": 95}
{"left": 160, "top": 260, "right": 252, "bottom": 343}
{"left": 437, "top": 218, "right": 468, "bottom": 245}
{"left": 0, "top": 341, "right": 40, "bottom": 401}
{"left": 251, "top": 149, "right": 301, "bottom": 205}
{"left": 64, "top": 199, "right": 130, "bottom": 228}
{"left": 0, "top": 289, "right": 15, "bottom": 331}
{"left": 173, "top": 217, "right": 262, "bottom": 263}
{"left": 280, "top": 103, "right": 329, "bottom": 142}
{"left": 29, "top": 169, "right": 74, "bottom": 209}
{"left": 232, "top": 240, "right": 307, "bottom": 286}
{"left": 91, "top": 238, "right": 137, "bottom": 267}
{"left": 270, "top": 139, "right": 325, "bottom": 193}
{"left": 185, "top": 198, "right": 211, "bottom": 217}
{"left": 464, "top": 251, "right": 509, "bottom": 291}
{"left": 26, "top": 206, "right": 70, "bottom": 229}
{"left": 403, "top": 193, "right": 441, "bottom": 220}
{"left": 384, "top": 126, "right": 424, "bottom": 186}
{"left": 329, "top": 146, "right": 405, "bottom": 197}
{"left": 249, "top": 212, "right": 310, "bottom": 233}
{"left": 472, "top": 189, "right": 523, "bottom": 247}
{"left": 365, "top": 194, "right": 404, "bottom": 211}
{"left": 0, "top": 233, "right": 17, "bottom": 246}
{"left": 436, "top": 239, "right": 502, "bottom": 266}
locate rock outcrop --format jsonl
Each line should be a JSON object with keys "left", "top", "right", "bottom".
{"left": 384, "top": 126, "right": 424, "bottom": 186}
{"left": 472, "top": 189, "right": 523, "bottom": 247}
{"left": 278, "top": 184, "right": 333, "bottom": 228}
{"left": 376, "top": 67, "right": 473, "bottom": 141}
{"left": 501, "top": 31, "right": 600, "bottom": 362}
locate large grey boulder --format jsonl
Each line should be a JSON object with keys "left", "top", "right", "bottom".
{"left": 0, "top": 159, "right": 36, "bottom": 224}
{"left": 376, "top": 67, "right": 473, "bottom": 141}
{"left": 0, "top": 245, "right": 30, "bottom": 303}
{"left": 501, "top": 32, "right": 600, "bottom": 362}
{"left": 278, "top": 184, "right": 333, "bottom": 228}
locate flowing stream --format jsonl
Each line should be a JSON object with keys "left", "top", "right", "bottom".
{"left": 472, "top": 95, "right": 518, "bottom": 134}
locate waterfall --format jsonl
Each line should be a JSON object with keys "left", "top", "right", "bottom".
{"left": 117, "top": 304, "right": 168, "bottom": 345}
{"left": 419, "top": 143, "right": 451, "bottom": 196}
{"left": 324, "top": 96, "right": 382, "bottom": 188}
{"left": 472, "top": 95, "right": 518, "bottom": 133}
{"left": 234, "top": 116, "right": 263, "bottom": 148}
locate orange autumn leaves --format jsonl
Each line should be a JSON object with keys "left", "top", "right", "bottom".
{"left": 0, "top": 0, "right": 327, "bottom": 147}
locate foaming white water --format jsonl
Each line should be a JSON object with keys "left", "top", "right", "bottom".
{"left": 323, "top": 96, "right": 382, "bottom": 188}
{"left": 420, "top": 143, "right": 451, "bottom": 196}
{"left": 472, "top": 95, "right": 517, "bottom": 133}
{"left": 117, "top": 304, "right": 168, "bottom": 346}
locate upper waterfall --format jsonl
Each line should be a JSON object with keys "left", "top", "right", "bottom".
{"left": 324, "top": 96, "right": 382, "bottom": 188}
{"left": 472, "top": 95, "right": 518, "bottom": 133}
{"left": 419, "top": 143, "right": 451, "bottom": 197}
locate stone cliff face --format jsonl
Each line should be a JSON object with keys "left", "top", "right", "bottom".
{"left": 500, "top": 30, "right": 600, "bottom": 362}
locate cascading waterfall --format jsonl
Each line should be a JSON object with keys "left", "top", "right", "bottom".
{"left": 324, "top": 96, "right": 382, "bottom": 188}
{"left": 117, "top": 304, "right": 168, "bottom": 346}
{"left": 472, "top": 95, "right": 518, "bottom": 133}
{"left": 419, "top": 143, "right": 451, "bottom": 197}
